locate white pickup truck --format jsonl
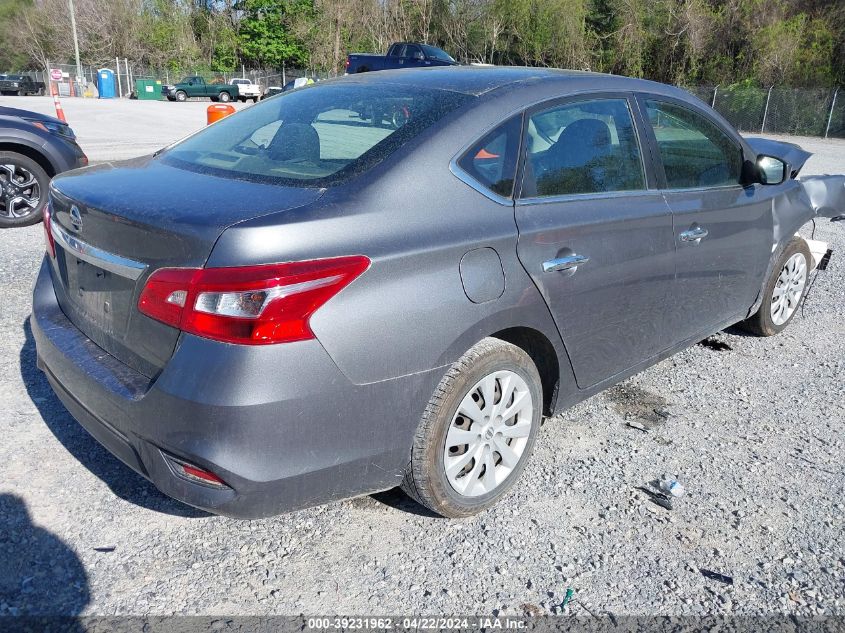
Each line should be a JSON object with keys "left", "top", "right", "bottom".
{"left": 231, "top": 78, "right": 261, "bottom": 103}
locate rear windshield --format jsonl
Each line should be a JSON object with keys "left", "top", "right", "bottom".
{"left": 162, "top": 82, "right": 473, "bottom": 186}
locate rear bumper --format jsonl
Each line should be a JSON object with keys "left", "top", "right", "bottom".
{"left": 31, "top": 258, "right": 442, "bottom": 518}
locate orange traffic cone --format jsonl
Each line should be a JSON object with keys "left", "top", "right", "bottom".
{"left": 51, "top": 82, "right": 68, "bottom": 123}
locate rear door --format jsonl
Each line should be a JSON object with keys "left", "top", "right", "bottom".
{"left": 637, "top": 96, "right": 773, "bottom": 342}
{"left": 514, "top": 94, "right": 676, "bottom": 389}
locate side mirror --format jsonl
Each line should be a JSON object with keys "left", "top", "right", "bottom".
{"left": 757, "top": 155, "right": 787, "bottom": 185}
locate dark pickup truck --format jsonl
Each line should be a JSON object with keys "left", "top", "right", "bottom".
{"left": 0, "top": 74, "right": 46, "bottom": 96}
{"left": 168, "top": 76, "right": 240, "bottom": 103}
{"left": 345, "top": 43, "right": 458, "bottom": 74}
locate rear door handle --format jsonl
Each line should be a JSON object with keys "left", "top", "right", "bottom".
{"left": 543, "top": 254, "right": 589, "bottom": 273}
{"left": 679, "top": 227, "right": 709, "bottom": 243}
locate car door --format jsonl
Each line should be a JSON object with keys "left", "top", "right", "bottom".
{"left": 404, "top": 45, "right": 426, "bottom": 67}
{"left": 637, "top": 96, "right": 773, "bottom": 342}
{"left": 514, "top": 95, "right": 676, "bottom": 389}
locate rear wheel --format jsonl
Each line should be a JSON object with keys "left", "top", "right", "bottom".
{"left": 0, "top": 152, "right": 49, "bottom": 227}
{"left": 218, "top": 91, "right": 231, "bottom": 103}
{"left": 402, "top": 338, "right": 542, "bottom": 518}
{"left": 740, "top": 237, "right": 811, "bottom": 336}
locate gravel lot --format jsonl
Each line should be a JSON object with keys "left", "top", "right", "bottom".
{"left": 0, "top": 96, "right": 843, "bottom": 619}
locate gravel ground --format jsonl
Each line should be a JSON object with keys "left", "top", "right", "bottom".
{"left": 0, "top": 98, "right": 843, "bottom": 618}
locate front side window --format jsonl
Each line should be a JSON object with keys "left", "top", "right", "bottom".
{"left": 645, "top": 100, "right": 742, "bottom": 189}
{"left": 522, "top": 98, "right": 645, "bottom": 198}
{"left": 456, "top": 116, "right": 521, "bottom": 198}
{"left": 162, "top": 83, "right": 472, "bottom": 186}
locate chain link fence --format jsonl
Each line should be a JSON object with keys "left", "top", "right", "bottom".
{"left": 7, "top": 63, "right": 331, "bottom": 99}
{"left": 5, "top": 64, "right": 845, "bottom": 139}
{"left": 684, "top": 84, "right": 843, "bottom": 139}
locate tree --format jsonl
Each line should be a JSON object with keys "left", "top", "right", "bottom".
{"left": 237, "top": 0, "right": 311, "bottom": 68}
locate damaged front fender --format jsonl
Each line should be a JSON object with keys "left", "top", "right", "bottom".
{"left": 772, "top": 175, "right": 845, "bottom": 249}
{"left": 747, "top": 175, "right": 844, "bottom": 319}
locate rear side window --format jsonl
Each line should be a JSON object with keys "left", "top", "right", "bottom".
{"left": 522, "top": 98, "right": 645, "bottom": 198}
{"left": 457, "top": 116, "right": 522, "bottom": 198}
{"left": 645, "top": 100, "right": 742, "bottom": 189}
{"left": 162, "top": 83, "right": 472, "bottom": 186}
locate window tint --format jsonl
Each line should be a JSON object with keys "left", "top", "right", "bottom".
{"left": 457, "top": 116, "right": 521, "bottom": 198}
{"left": 522, "top": 98, "right": 645, "bottom": 198}
{"left": 645, "top": 100, "right": 742, "bottom": 189}
{"left": 162, "top": 83, "right": 472, "bottom": 186}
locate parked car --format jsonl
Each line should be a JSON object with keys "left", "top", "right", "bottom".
{"left": 0, "top": 106, "right": 86, "bottom": 227}
{"left": 261, "top": 85, "right": 283, "bottom": 100}
{"left": 32, "top": 67, "right": 843, "bottom": 518}
{"left": 231, "top": 78, "right": 261, "bottom": 103}
{"left": 169, "top": 76, "right": 239, "bottom": 103}
{"left": 0, "top": 74, "right": 46, "bottom": 96}
{"left": 346, "top": 42, "right": 458, "bottom": 74}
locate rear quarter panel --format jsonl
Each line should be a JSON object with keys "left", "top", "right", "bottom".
{"left": 207, "top": 87, "right": 570, "bottom": 387}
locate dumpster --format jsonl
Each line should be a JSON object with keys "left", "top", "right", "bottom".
{"left": 135, "top": 78, "right": 162, "bottom": 100}
{"left": 97, "top": 69, "right": 115, "bottom": 99}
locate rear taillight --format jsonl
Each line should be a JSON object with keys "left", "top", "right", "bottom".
{"left": 345, "top": 57, "right": 350, "bottom": 68}
{"left": 138, "top": 256, "right": 369, "bottom": 345}
{"left": 43, "top": 201, "right": 56, "bottom": 257}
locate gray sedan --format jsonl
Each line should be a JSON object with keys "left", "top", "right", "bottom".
{"left": 32, "top": 67, "right": 843, "bottom": 518}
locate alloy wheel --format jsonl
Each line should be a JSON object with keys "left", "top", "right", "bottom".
{"left": 0, "top": 163, "right": 41, "bottom": 219}
{"left": 770, "top": 252, "right": 807, "bottom": 325}
{"left": 442, "top": 370, "right": 534, "bottom": 497}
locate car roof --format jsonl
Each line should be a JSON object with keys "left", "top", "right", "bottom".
{"left": 341, "top": 66, "right": 692, "bottom": 100}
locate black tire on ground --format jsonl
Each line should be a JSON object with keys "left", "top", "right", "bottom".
{"left": 0, "top": 151, "right": 50, "bottom": 228}
{"left": 739, "top": 237, "right": 812, "bottom": 337}
{"left": 401, "top": 337, "right": 543, "bottom": 518}
{"left": 252, "top": 97, "right": 258, "bottom": 103}
{"left": 175, "top": 90, "right": 187, "bottom": 102}
{"left": 218, "top": 91, "right": 231, "bottom": 103}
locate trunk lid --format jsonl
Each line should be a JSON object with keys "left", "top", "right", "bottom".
{"left": 48, "top": 156, "right": 324, "bottom": 378}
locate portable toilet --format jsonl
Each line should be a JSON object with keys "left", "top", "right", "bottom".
{"left": 97, "top": 69, "right": 115, "bottom": 99}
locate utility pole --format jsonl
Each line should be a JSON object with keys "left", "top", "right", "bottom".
{"left": 68, "top": 0, "right": 84, "bottom": 91}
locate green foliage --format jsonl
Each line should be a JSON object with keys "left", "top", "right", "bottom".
{"left": 0, "top": 0, "right": 34, "bottom": 70}
{"left": 2, "top": 0, "right": 843, "bottom": 87}
{"left": 236, "top": 0, "right": 311, "bottom": 67}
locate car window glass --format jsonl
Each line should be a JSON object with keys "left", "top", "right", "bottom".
{"left": 457, "top": 116, "right": 521, "bottom": 198}
{"left": 394, "top": 45, "right": 407, "bottom": 58}
{"left": 522, "top": 98, "right": 645, "bottom": 198}
{"left": 163, "top": 83, "right": 472, "bottom": 186}
{"left": 421, "top": 45, "right": 455, "bottom": 62}
{"left": 645, "top": 100, "right": 742, "bottom": 189}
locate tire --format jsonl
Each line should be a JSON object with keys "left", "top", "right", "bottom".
{"left": 252, "top": 97, "right": 258, "bottom": 103}
{"left": 402, "top": 337, "right": 543, "bottom": 518}
{"left": 739, "top": 237, "right": 812, "bottom": 336}
{"left": 0, "top": 151, "right": 50, "bottom": 228}
{"left": 175, "top": 90, "right": 187, "bottom": 102}
{"left": 218, "top": 91, "right": 231, "bottom": 103}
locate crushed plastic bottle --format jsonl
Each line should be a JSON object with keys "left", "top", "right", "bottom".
{"left": 658, "top": 473, "right": 685, "bottom": 498}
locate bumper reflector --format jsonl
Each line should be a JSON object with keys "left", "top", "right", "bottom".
{"left": 163, "top": 453, "right": 229, "bottom": 488}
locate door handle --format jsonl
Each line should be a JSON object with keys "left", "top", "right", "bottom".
{"left": 679, "top": 226, "right": 709, "bottom": 243}
{"left": 543, "top": 254, "right": 589, "bottom": 273}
